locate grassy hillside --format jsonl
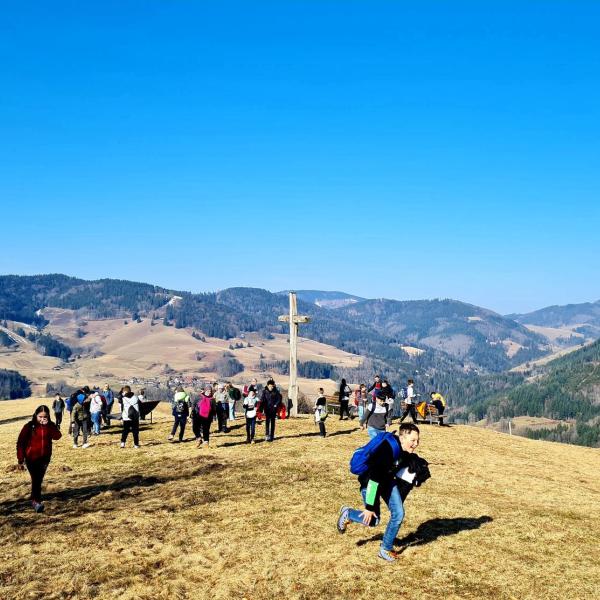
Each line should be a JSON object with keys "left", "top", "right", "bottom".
{"left": 1, "top": 399, "right": 599, "bottom": 599}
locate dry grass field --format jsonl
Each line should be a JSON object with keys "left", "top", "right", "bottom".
{"left": 1, "top": 398, "right": 600, "bottom": 600}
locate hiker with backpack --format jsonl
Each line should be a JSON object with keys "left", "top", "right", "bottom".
{"left": 195, "top": 385, "right": 217, "bottom": 447}
{"left": 260, "top": 379, "right": 282, "bottom": 442}
{"left": 71, "top": 394, "right": 90, "bottom": 448}
{"left": 337, "top": 423, "right": 431, "bottom": 562}
{"left": 103, "top": 384, "right": 114, "bottom": 428}
{"left": 120, "top": 385, "right": 140, "bottom": 448}
{"left": 357, "top": 384, "right": 368, "bottom": 420}
{"left": 215, "top": 383, "right": 230, "bottom": 433}
{"left": 169, "top": 387, "right": 190, "bottom": 442}
{"left": 399, "top": 379, "right": 418, "bottom": 424}
{"left": 243, "top": 389, "right": 259, "bottom": 443}
{"left": 90, "top": 391, "right": 104, "bottom": 436}
{"left": 16, "top": 405, "right": 62, "bottom": 513}
{"left": 52, "top": 393, "right": 65, "bottom": 430}
{"left": 314, "top": 388, "right": 328, "bottom": 438}
{"left": 227, "top": 383, "right": 241, "bottom": 420}
{"left": 338, "top": 378, "right": 352, "bottom": 420}
{"left": 360, "top": 390, "right": 393, "bottom": 439}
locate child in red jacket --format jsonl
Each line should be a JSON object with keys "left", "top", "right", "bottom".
{"left": 16, "top": 405, "right": 62, "bottom": 512}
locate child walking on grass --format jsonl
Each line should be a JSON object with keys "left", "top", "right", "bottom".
{"left": 16, "top": 405, "right": 62, "bottom": 513}
{"left": 314, "top": 388, "right": 327, "bottom": 437}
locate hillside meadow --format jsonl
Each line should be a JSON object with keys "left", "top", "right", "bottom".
{"left": 1, "top": 399, "right": 599, "bottom": 600}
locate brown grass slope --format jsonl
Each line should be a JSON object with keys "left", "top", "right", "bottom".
{"left": 1, "top": 399, "right": 599, "bottom": 600}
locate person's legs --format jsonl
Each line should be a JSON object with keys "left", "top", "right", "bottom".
{"left": 121, "top": 421, "right": 131, "bottom": 444}
{"left": 358, "top": 405, "right": 364, "bottom": 420}
{"left": 26, "top": 459, "right": 49, "bottom": 504}
{"left": 245, "top": 418, "right": 251, "bottom": 441}
{"left": 171, "top": 417, "right": 179, "bottom": 437}
{"left": 367, "top": 426, "right": 383, "bottom": 439}
{"left": 410, "top": 404, "right": 418, "bottom": 423}
{"left": 269, "top": 415, "right": 276, "bottom": 440}
{"left": 178, "top": 416, "right": 186, "bottom": 441}
{"left": 132, "top": 420, "right": 140, "bottom": 446}
{"left": 82, "top": 420, "right": 89, "bottom": 444}
{"left": 55, "top": 412, "right": 62, "bottom": 429}
{"left": 347, "top": 488, "right": 380, "bottom": 527}
{"left": 92, "top": 412, "right": 100, "bottom": 435}
{"left": 319, "top": 421, "right": 326, "bottom": 437}
{"left": 72, "top": 421, "right": 80, "bottom": 446}
{"left": 201, "top": 417, "right": 211, "bottom": 443}
{"left": 380, "top": 485, "right": 405, "bottom": 552}
{"left": 105, "top": 403, "right": 113, "bottom": 427}
{"left": 229, "top": 401, "right": 235, "bottom": 421}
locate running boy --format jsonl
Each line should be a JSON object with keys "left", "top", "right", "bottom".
{"left": 337, "top": 423, "right": 430, "bottom": 561}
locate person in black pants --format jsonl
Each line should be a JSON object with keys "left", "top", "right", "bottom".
{"left": 260, "top": 379, "right": 282, "bottom": 442}
{"left": 52, "top": 393, "right": 65, "bottom": 430}
{"left": 120, "top": 386, "right": 140, "bottom": 448}
{"left": 16, "top": 405, "right": 62, "bottom": 512}
{"left": 338, "top": 378, "right": 352, "bottom": 420}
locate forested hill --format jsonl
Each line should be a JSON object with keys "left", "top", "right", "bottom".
{"left": 0, "top": 275, "right": 549, "bottom": 377}
{"left": 450, "top": 338, "right": 600, "bottom": 447}
{"left": 336, "top": 298, "right": 548, "bottom": 371}
{"left": 509, "top": 300, "right": 600, "bottom": 339}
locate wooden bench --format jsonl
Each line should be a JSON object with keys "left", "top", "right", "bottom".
{"left": 399, "top": 402, "right": 447, "bottom": 426}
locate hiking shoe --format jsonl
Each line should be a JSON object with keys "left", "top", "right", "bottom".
{"left": 133, "top": 445, "right": 140, "bottom": 449}
{"left": 120, "top": 442, "right": 125, "bottom": 448}
{"left": 82, "top": 443, "right": 89, "bottom": 449}
{"left": 72, "top": 444, "right": 78, "bottom": 449}
{"left": 378, "top": 548, "right": 400, "bottom": 562}
{"left": 337, "top": 506, "right": 350, "bottom": 533}
{"left": 32, "top": 501, "right": 44, "bottom": 513}
{"left": 168, "top": 434, "right": 174, "bottom": 441}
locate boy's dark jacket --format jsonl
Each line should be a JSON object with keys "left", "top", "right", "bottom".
{"left": 260, "top": 387, "right": 282, "bottom": 415}
{"left": 358, "top": 436, "right": 430, "bottom": 509}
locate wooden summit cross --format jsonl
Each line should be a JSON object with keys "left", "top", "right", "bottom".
{"left": 278, "top": 292, "right": 311, "bottom": 417}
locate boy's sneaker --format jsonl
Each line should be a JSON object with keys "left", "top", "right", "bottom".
{"left": 120, "top": 442, "right": 125, "bottom": 448}
{"left": 378, "top": 548, "right": 400, "bottom": 562}
{"left": 168, "top": 434, "right": 174, "bottom": 441}
{"left": 72, "top": 444, "right": 78, "bottom": 449}
{"left": 32, "top": 501, "right": 44, "bottom": 513}
{"left": 82, "top": 443, "right": 89, "bottom": 449}
{"left": 337, "top": 506, "right": 350, "bottom": 533}
{"left": 133, "top": 445, "right": 140, "bottom": 449}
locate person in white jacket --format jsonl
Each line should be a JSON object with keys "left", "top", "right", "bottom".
{"left": 120, "top": 386, "right": 140, "bottom": 448}
{"left": 90, "top": 392, "right": 104, "bottom": 436}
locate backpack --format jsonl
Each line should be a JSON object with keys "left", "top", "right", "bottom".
{"left": 230, "top": 387, "right": 241, "bottom": 401}
{"left": 349, "top": 432, "right": 400, "bottom": 476}
{"left": 175, "top": 400, "right": 186, "bottom": 414}
{"left": 199, "top": 396, "right": 212, "bottom": 418}
{"left": 399, "top": 387, "right": 408, "bottom": 400}
{"left": 127, "top": 404, "right": 138, "bottom": 421}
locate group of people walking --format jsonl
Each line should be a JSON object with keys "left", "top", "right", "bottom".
{"left": 168, "top": 377, "right": 285, "bottom": 446}
{"left": 313, "top": 376, "right": 446, "bottom": 439}
{"left": 16, "top": 372, "right": 444, "bottom": 565}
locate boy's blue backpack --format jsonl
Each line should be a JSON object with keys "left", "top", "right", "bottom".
{"left": 349, "top": 432, "right": 400, "bottom": 476}
{"left": 399, "top": 387, "right": 408, "bottom": 400}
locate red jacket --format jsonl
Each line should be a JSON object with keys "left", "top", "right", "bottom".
{"left": 17, "top": 422, "right": 62, "bottom": 464}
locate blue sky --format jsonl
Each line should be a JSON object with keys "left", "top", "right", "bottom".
{"left": 1, "top": 1, "right": 599, "bottom": 314}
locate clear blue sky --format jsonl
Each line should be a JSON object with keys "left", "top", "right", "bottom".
{"left": 2, "top": 1, "right": 599, "bottom": 314}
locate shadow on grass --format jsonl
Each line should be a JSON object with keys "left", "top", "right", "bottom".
{"left": 0, "top": 415, "right": 31, "bottom": 426}
{"left": 0, "top": 461, "right": 228, "bottom": 517}
{"left": 356, "top": 516, "right": 493, "bottom": 549}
